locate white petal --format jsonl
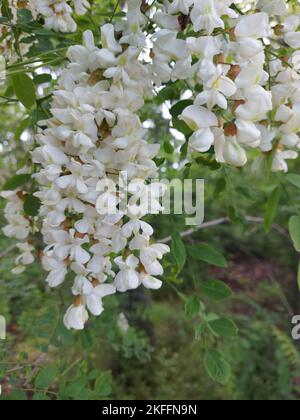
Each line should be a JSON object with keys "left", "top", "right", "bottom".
{"left": 180, "top": 105, "right": 218, "bottom": 130}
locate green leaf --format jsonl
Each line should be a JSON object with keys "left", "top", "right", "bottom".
{"left": 185, "top": 295, "right": 202, "bottom": 319}
{"left": 297, "top": 261, "right": 300, "bottom": 292}
{"left": 11, "top": 72, "right": 36, "bottom": 109}
{"left": 35, "top": 365, "right": 59, "bottom": 389}
{"left": 204, "top": 350, "right": 231, "bottom": 385}
{"left": 33, "top": 392, "right": 50, "bottom": 400}
{"left": 156, "top": 85, "right": 179, "bottom": 104}
{"left": 33, "top": 74, "right": 52, "bottom": 85}
{"left": 195, "top": 323, "right": 205, "bottom": 340}
{"left": 228, "top": 205, "right": 240, "bottom": 223}
{"left": 23, "top": 195, "right": 41, "bottom": 216}
{"left": 286, "top": 174, "right": 300, "bottom": 189}
{"left": 171, "top": 232, "right": 186, "bottom": 272}
{"left": 188, "top": 244, "right": 227, "bottom": 268}
{"left": 17, "top": 9, "right": 33, "bottom": 24}
{"left": 2, "top": 174, "right": 31, "bottom": 190}
{"left": 264, "top": 186, "right": 281, "bottom": 233}
{"left": 289, "top": 215, "right": 300, "bottom": 252}
{"left": 199, "top": 280, "right": 232, "bottom": 301}
{"left": 208, "top": 318, "right": 238, "bottom": 338}
{"left": 15, "top": 117, "right": 31, "bottom": 141}
{"left": 214, "top": 178, "right": 226, "bottom": 197}
{"left": 94, "top": 371, "right": 112, "bottom": 397}
{"left": 172, "top": 117, "right": 192, "bottom": 137}
{"left": 170, "top": 100, "right": 193, "bottom": 118}
{"left": 163, "top": 140, "right": 174, "bottom": 154}
{"left": 1, "top": 0, "right": 13, "bottom": 20}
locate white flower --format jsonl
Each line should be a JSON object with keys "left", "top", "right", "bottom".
{"left": 73, "top": 0, "right": 90, "bottom": 16}
{"left": 101, "top": 23, "right": 122, "bottom": 54}
{"left": 187, "top": 36, "right": 221, "bottom": 58}
{"left": 189, "top": 128, "right": 215, "bottom": 153}
{"left": 284, "top": 32, "right": 300, "bottom": 50}
{"left": 235, "top": 13, "right": 270, "bottom": 39}
{"left": 180, "top": 105, "right": 218, "bottom": 131}
{"left": 140, "top": 243, "right": 170, "bottom": 277}
{"left": 96, "top": 178, "right": 120, "bottom": 216}
{"left": 12, "top": 242, "right": 35, "bottom": 274}
{"left": 114, "top": 255, "right": 140, "bottom": 292}
{"left": 49, "top": 229, "right": 90, "bottom": 264}
{"left": 190, "top": 0, "right": 235, "bottom": 35}
{"left": 43, "top": 255, "right": 68, "bottom": 288}
{"left": 64, "top": 303, "right": 89, "bottom": 330}
{"left": 139, "top": 272, "right": 163, "bottom": 290}
{"left": 214, "top": 129, "right": 247, "bottom": 167}
{"left": 195, "top": 63, "right": 237, "bottom": 109}
{"left": 272, "top": 150, "right": 298, "bottom": 172}
{"left": 168, "top": 0, "right": 193, "bottom": 15}
{"left": 86, "top": 283, "right": 116, "bottom": 316}
{"left": 236, "top": 120, "right": 261, "bottom": 148}
{"left": 256, "top": 0, "right": 287, "bottom": 16}
{"left": 235, "top": 86, "right": 272, "bottom": 122}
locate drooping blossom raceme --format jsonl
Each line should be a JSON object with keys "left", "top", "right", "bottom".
{"left": 35, "top": 0, "right": 90, "bottom": 32}
{"left": 0, "top": 1, "right": 36, "bottom": 62}
{"left": 0, "top": 190, "right": 35, "bottom": 273}
{"left": 0, "top": 0, "right": 89, "bottom": 53}
{"left": 2, "top": 0, "right": 300, "bottom": 331}
{"left": 32, "top": 21, "right": 169, "bottom": 330}
{"left": 151, "top": 0, "right": 300, "bottom": 172}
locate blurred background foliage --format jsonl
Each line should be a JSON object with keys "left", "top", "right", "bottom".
{"left": 1, "top": 0, "right": 300, "bottom": 400}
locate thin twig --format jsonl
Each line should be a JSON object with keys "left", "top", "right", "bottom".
{"left": 110, "top": 0, "right": 121, "bottom": 23}
{"left": 0, "top": 244, "right": 16, "bottom": 259}
{"left": 160, "top": 216, "right": 290, "bottom": 244}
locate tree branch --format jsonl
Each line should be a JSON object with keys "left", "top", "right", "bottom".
{"left": 160, "top": 216, "right": 290, "bottom": 244}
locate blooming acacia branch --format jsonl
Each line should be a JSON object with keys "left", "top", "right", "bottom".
{"left": 29, "top": 2, "right": 169, "bottom": 330}
{"left": 1, "top": 0, "right": 300, "bottom": 331}
{"left": 149, "top": 0, "right": 300, "bottom": 172}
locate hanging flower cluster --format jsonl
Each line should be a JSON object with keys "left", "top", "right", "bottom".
{"left": 1, "top": 0, "right": 300, "bottom": 330}
{"left": 31, "top": 9, "right": 169, "bottom": 330}
{"left": 0, "top": 0, "right": 89, "bottom": 62}
{"left": 34, "top": 0, "right": 90, "bottom": 32}
{"left": 150, "top": 0, "right": 300, "bottom": 172}
{"left": 0, "top": 190, "right": 35, "bottom": 274}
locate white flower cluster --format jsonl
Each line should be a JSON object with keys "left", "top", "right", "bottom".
{"left": 150, "top": 0, "right": 300, "bottom": 172}
{"left": 0, "top": 190, "right": 35, "bottom": 274}
{"left": 0, "top": 0, "right": 89, "bottom": 65}
{"left": 35, "top": 0, "right": 90, "bottom": 32}
{"left": 32, "top": 16, "right": 169, "bottom": 330}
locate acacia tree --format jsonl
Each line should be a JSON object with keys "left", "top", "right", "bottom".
{"left": 1, "top": 0, "right": 300, "bottom": 388}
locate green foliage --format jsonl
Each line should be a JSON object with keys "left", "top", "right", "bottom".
{"left": 23, "top": 195, "right": 41, "bottom": 217}
{"left": 188, "top": 244, "right": 227, "bottom": 268}
{"left": 185, "top": 295, "right": 202, "bottom": 319}
{"left": 11, "top": 73, "right": 36, "bottom": 109}
{"left": 204, "top": 350, "right": 231, "bottom": 385}
{"left": 208, "top": 318, "right": 238, "bottom": 339}
{"left": 286, "top": 173, "right": 300, "bottom": 189}
{"left": 264, "top": 186, "right": 281, "bottom": 233}
{"left": 2, "top": 174, "right": 31, "bottom": 190}
{"left": 199, "top": 280, "right": 232, "bottom": 301}
{"left": 171, "top": 232, "right": 186, "bottom": 273}
{"left": 289, "top": 215, "right": 300, "bottom": 252}
{"left": 35, "top": 366, "right": 59, "bottom": 389}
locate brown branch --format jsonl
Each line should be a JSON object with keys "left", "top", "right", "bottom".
{"left": 160, "top": 216, "right": 291, "bottom": 244}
